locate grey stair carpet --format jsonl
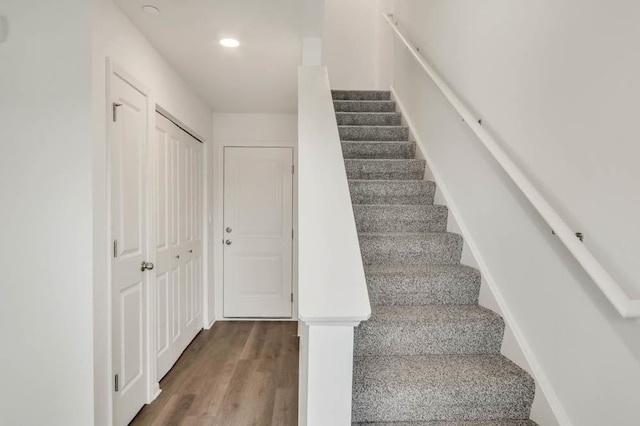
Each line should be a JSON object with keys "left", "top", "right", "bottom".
{"left": 352, "top": 421, "right": 538, "bottom": 426}
{"left": 337, "top": 112, "right": 403, "bottom": 126}
{"left": 332, "top": 89, "right": 538, "bottom": 426}
{"left": 342, "top": 141, "right": 416, "bottom": 159}
{"left": 345, "top": 159, "right": 426, "bottom": 180}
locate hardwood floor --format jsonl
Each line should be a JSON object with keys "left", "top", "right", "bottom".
{"left": 130, "top": 321, "right": 299, "bottom": 426}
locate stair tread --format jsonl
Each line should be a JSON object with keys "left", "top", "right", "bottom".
{"left": 345, "top": 159, "right": 426, "bottom": 180}
{"left": 337, "top": 112, "right": 403, "bottom": 126}
{"left": 359, "top": 231, "right": 458, "bottom": 237}
{"left": 353, "top": 355, "right": 535, "bottom": 421}
{"left": 355, "top": 305, "right": 504, "bottom": 357}
{"left": 365, "top": 264, "right": 478, "bottom": 276}
{"left": 353, "top": 354, "right": 534, "bottom": 385}
{"left": 368, "top": 304, "right": 501, "bottom": 324}
{"left": 346, "top": 158, "right": 423, "bottom": 162}
{"left": 359, "top": 233, "right": 463, "bottom": 266}
{"left": 343, "top": 142, "right": 416, "bottom": 160}
{"left": 342, "top": 140, "right": 414, "bottom": 144}
{"left": 339, "top": 124, "right": 408, "bottom": 128}
{"left": 349, "top": 179, "right": 434, "bottom": 183}
{"left": 365, "top": 265, "right": 481, "bottom": 307}
{"left": 354, "top": 203, "right": 445, "bottom": 209}
{"left": 353, "top": 421, "right": 538, "bottom": 426}
{"left": 340, "top": 125, "right": 410, "bottom": 142}
{"left": 354, "top": 204, "right": 448, "bottom": 233}
{"left": 332, "top": 90, "right": 391, "bottom": 101}
{"left": 336, "top": 112, "right": 401, "bottom": 115}
{"left": 334, "top": 100, "right": 397, "bottom": 113}
{"left": 334, "top": 99, "right": 394, "bottom": 103}
{"left": 349, "top": 180, "right": 436, "bottom": 205}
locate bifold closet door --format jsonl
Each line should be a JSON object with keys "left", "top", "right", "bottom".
{"left": 154, "top": 113, "right": 203, "bottom": 381}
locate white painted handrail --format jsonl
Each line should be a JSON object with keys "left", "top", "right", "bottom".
{"left": 383, "top": 13, "right": 640, "bottom": 318}
{"left": 298, "top": 66, "right": 371, "bottom": 324}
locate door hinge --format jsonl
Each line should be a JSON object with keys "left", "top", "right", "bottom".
{"left": 292, "top": 165, "right": 295, "bottom": 174}
{"left": 291, "top": 293, "right": 294, "bottom": 303}
{"left": 113, "top": 240, "right": 118, "bottom": 258}
{"left": 112, "top": 102, "right": 122, "bottom": 122}
{"left": 114, "top": 374, "right": 119, "bottom": 392}
{"left": 292, "top": 229, "right": 294, "bottom": 239}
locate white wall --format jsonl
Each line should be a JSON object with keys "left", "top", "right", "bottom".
{"left": 431, "top": 189, "right": 559, "bottom": 426}
{"left": 390, "top": 1, "right": 640, "bottom": 424}
{"left": 92, "top": 1, "right": 213, "bottom": 424}
{"left": 322, "top": 0, "right": 392, "bottom": 89}
{"left": 0, "top": 2, "right": 94, "bottom": 425}
{"left": 211, "top": 114, "right": 298, "bottom": 320}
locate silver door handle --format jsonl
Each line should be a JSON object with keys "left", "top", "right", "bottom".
{"left": 225, "top": 240, "right": 232, "bottom": 245}
{"left": 226, "top": 227, "right": 232, "bottom": 233}
{"left": 141, "top": 261, "right": 154, "bottom": 271}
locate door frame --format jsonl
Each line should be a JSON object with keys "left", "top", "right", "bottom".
{"left": 212, "top": 141, "right": 298, "bottom": 321}
{"left": 106, "top": 60, "right": 159, "bottom": 417}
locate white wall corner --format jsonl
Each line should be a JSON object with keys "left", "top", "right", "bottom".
{"left": 303, "top": 37, "right": 323, "bottom": 66}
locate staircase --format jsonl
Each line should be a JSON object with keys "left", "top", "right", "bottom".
{"left": 332, "top": 90, "right": 538, "bottom": 426}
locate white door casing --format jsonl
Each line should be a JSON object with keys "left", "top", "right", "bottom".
{"left": 223, "top": 147, "right": 294, "bottom": 318}
{"left": 154, "top": 113, "right": 203, "bottom": 381}
{"left": 109, "top": 70, "right": 150, "bottom": 426}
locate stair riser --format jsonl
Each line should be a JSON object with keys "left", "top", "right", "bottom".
{"left": 343, "top": 142, "right": 415, "bottom": 159}
{"left": 352, "top": 355, "right": 535, "bottom": 423}
{"left": 354, "top": 205, "right": 447, "bottom": 233}
{"left": 352, "top": 404, "right": 534, "bottom": 424}
{"left": 349, "top": 181, "right": 436, "bottom": 205}
{"left": 340, "top": 126, "right": 409, "bottom": 141}
{"left": 336, "top": 113, "right": 402, "bottom": 126}
{"left": 345, "top": 160, "right": 426, "bottom": 180}
{"left": 354, "top": 320, "right": 504, "bottom": 356}
{"left": 332, "top": 90, "right": 391, "bottom": 101}
{"left": 353, "top": 422, "right": 538, "bottom": 426}
{"left": 359, "top": 234, "right": 463, "bottom": 266}
{"left": 334, "top": 101, "right": 396, "bottom": 113}
{"left": 366, "top": 268, "right": 481, "bottom": 306}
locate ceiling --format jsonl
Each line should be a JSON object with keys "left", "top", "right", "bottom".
{"left": 114, "top": 0, "right": 310, "bottom": 113}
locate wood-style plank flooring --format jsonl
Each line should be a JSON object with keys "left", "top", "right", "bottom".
{"left": 130, "top": 321, "right": 299, "bottom": 426}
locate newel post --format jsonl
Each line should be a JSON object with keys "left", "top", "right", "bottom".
{"left": 298, "top": 321, "right": 360, "bottom": 426}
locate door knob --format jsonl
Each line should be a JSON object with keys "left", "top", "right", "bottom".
{"left": 225, "top": 240, "right": 232, "bottom": 245}
{"left": 226, "top": 227, "right": 232, "bottom": 233}
{"left": 141, "top": 261, "right": 154, "bottom": 271}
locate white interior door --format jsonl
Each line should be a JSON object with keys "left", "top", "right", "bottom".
{"left": 110, "top": 72, "right": 150, "bottom": 426}
{"left": 154, "top": 113, "right": 203, "bottom": 381}
{"left": 223, "top": 147, "right": 293, "bottom": 318}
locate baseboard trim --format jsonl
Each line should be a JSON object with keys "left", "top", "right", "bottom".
{"left": 391, "top": 85, "right": 572, "bottom": 426}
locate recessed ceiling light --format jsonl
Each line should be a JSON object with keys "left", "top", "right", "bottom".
{"left": 142, "top": 5, "right": 160, "bottom": 15}
{"left": 220, "top": 38, "right": 240, "bottom": 48}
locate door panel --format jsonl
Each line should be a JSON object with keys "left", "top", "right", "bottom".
{"left": 223, "top": 147, "right": 293, "bottom": 318}
{"left": 154, "top": 113, "right": 203, "bottom": 381}
{"left": 156, "top": 272, "right": 170, "bottom": 360}
{"left": 110, "top": 73, "right": 149, "bottom": 426}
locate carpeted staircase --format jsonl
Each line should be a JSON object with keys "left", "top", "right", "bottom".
{"left": 332, "top": 90, "right": 538, "bottom": 426}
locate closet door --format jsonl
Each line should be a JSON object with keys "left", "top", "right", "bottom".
{"left": 154, "top": 113, "right": 203, "bottom": 380}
